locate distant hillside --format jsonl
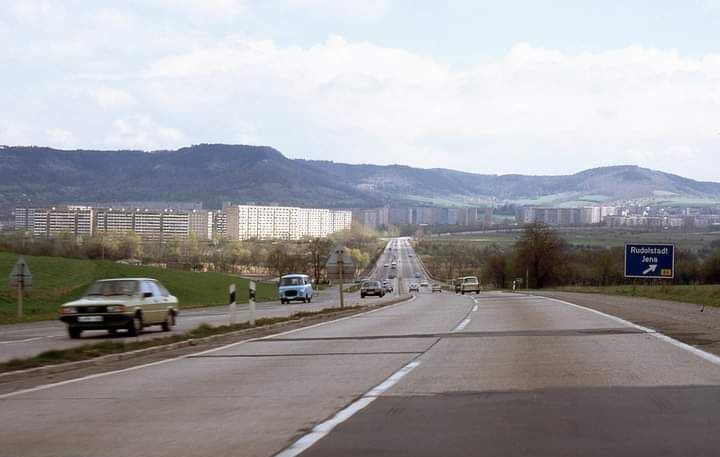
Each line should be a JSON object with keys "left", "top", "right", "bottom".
{"left": 1, "top": 144, "right": 719, "bottom": 213}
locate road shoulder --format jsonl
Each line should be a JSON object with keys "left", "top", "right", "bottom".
{"left": 531, "top": 290, "right": 720, "bottom": 357}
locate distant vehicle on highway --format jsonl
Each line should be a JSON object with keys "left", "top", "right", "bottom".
{"left": 382, "top": 280, "right": 394, "bottom": 293}
{"left": 383, "top": 263, "right": 389, "bottom": 268}
{"left": 431, "top": 284, "right": 442, "bottom": 293}
{"left": 361, "top": 280, "right": 385, "bottom": 298}
{"left": 409, "top": 282, "right": 420, "bottom": 292}
{"left": 414, "top": 272, "right": 421, "bottom": 278}
{"left": 278, "top": 274, "right": 314, "bottom": 304}
{"left": 420, "top": 281, "right": 429, "bottom": 288}
{"left": 59, "top": 278, "right": 179, "bottom": 339}
{"left": 457, "top": 276, "right": 480, "bottom": 295}
{"left": 391, "top": 261, "right": 397, "bottom": 269}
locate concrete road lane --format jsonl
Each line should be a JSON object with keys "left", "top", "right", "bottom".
{"left": 0, "top": 291, "right": 460, "bottom": 457}
{"left": 297, "top": 292, "right": 720, "bottom": 457}
{"left": 0, "top": 286, "right": 367, "bottom": 363}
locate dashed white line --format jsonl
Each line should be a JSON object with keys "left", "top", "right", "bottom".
{"left": 275, "top": 360, "right": 421, "bottom": 457}
{"left": 472, "top": 304, "right": 478, "bottom": 312}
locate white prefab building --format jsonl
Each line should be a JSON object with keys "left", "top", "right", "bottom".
{"left": 225, "top": 205, "right": 352, "bottom": 241}
{"left": 32, "top": 207, "right": 94, "bottom": 237}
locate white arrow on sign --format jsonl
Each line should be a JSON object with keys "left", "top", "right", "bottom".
{"left": 643, "top": 264, "right": 658, "bottom": 275}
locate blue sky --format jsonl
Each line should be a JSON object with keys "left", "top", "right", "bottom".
{"left": 1, "top": 1, "right": 719, "bottom": 180}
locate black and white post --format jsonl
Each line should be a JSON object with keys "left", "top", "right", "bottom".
{"left": 249, "top": 281, "right": 256, "bottom": 326}
{"left": 229, "top": 283, "right": 237, "bottom": 325}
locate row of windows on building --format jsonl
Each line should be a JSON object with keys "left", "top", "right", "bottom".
{"left": 223, "top": 204, "right": 352, "bottom": 240}
{"left": 14, "top": 204, "right": 352, "bottom": 241}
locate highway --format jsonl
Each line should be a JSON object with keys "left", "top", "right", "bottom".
{"left": 0, "top": 240, "right": 406, "bottom": 363}
{"left": 4, "top": 238, "right": 720, "bottom": 456}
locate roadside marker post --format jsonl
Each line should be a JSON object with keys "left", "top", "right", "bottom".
{"left": 325, "top": 245, "right": 355, "bottom": 310}
{"left": 249, "top": 281, "right": 256, "bottom": 326}
{"left": 8, "top": 256, "right": 32, "bottom": 318}
{"left": 229, "top": 283, "right": 237, "bottom": 325}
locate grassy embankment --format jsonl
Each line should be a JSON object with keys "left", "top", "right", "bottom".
{"left": 0, "top": 251, "right": 276, "bottom": 324}
{"left": 553, "top": 284, "right": 720, "bottom": 308}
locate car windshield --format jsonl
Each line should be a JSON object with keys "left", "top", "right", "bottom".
{"left": 280, "top": 277, "right": 304, "bottom": 286}
{"left": 84, "top": 280, "right": 138, "bottom": 297}
{"left": 362, "top": 281, "right": 379, "bottom": 287}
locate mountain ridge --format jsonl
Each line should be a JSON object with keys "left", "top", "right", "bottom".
{"left": 1, "top": 144, "right": 718, "bottom": 213}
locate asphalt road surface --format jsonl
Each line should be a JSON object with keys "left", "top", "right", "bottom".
{"left": 4, "top": 279, "right": 720, "bottom": 456}
{"left": 0, "top": 238, "right": 427, "bottom": 363}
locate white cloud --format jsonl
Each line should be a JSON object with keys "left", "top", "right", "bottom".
{"left": 89, "top": 87, "right": 136, "bottom": 108}
{"left": 47, "top": 128, "right": 76, "bottom": 148}
{"left": 107, "top": 115, "right": 185, "bottom": 150}
{"left": 1, "top": 0, "right": 719, "bottom": 181}
{"left": 149, "top": 0, "right": 246, "bottom": 18}
{"left": 285, "top": 0, "right": 388, "bottom": 19}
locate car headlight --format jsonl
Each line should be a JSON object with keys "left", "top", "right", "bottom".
{"left": 61, "top": 307, "right": 78, "bottom": 314}
{"left": 106, "top": 305, "right": 126, "bottom": 313}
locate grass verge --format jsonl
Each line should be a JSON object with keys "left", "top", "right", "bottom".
{"left": 0, "top": 305, "right": 366, "bottom": 374}
{"left": 0, "top": 251, "right": 276, "bottom": 324}
{"left": 552, "top": 284, "right": 720, "bottom": 308}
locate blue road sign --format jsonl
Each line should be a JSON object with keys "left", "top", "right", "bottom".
{"left": 625, "top": 243, "right": 675, "bottom": 279}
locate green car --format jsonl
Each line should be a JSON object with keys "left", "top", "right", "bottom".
{"left": 59, "top": 278, "right": 179, "bottom": 339}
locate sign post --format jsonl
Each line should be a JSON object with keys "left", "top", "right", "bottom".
{"left": 229, "top": 283, "right": 237, "bottom": 325}
{"left": 325, "top": 245, "right": 355, "bottom": 309}
{"left": 625, "top": 243, "right": 675, "bottom": 279}
{"left": 8, "top": 256, "right": 32, "bottom": 318}
{"left": 249, "top": 281, "right": 256, "bottom": 326}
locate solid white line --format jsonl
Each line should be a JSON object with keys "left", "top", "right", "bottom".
{"left": 275, "top": 360, "right": 421, "bottom": 457}
{"left": 0, "top": 337, "right": 46, "bottom": 344}
{"left": 472, "top": 304, "right": 479, "bottom": 312}
{"left": 538, "top": 295, "right": 720, "bottom": 367}
{"left": 0, "top": 298, "right": 415, "bottom": 400}
{"left": 453, "top": 318, "right": 471, "bottom": 333}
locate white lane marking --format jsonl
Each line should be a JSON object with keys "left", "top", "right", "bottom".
{"left": 275, "top": 360, "right": 421, "bottom": 457}
{"left": 453, "top": 318, "right": 471, "bottom": 333}
{"left": 0, "top": 337, "right": 46, "bottom": 344}
{"left": 540, "top": 295, "right": 720, "bottom": 367}
{"left": 472, "top": 304, "right": 478, "bottom": 312}
{"left": 0, "top": 298, "right": 415, "bottom": 399}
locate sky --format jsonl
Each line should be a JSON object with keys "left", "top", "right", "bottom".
{"left": 1, "top": 0, "right": 719, "bottom": 181}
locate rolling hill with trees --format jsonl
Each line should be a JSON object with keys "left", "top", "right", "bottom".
{"left": 1, "top": 144, "right": 718, "bottom": 213}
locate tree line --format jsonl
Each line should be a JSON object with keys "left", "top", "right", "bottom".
{"left": 416, "top": 223, "right": 720, "bottom": 288}
{"left": 0, "top": 223, "right": 384, "bottom": 282}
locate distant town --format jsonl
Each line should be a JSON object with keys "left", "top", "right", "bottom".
{"left": 6, "top": 200, "right": 720, "bottom": 242}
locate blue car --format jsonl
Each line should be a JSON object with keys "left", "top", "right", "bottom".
{"left": 278, "top": 274, "right": 314, "bottom": 304}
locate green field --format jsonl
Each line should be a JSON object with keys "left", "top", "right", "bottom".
{"left": 553, "top": 284, "right": 720, "bottom": 308}
{"left": 0, "top": 251, "right": 276, "bottom": 324}
{"left": 433, "top": 228, "right": 720, "bottom": 251}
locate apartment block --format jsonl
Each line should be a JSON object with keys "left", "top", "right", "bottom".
{"left": 14, "top": 207, "right": 35, "bottom": 231}
{"left": 32, "top": 207, "right": 94, "bottom": 237}
{"left": 224, "top": 204, "right": 352, "bottom": 240}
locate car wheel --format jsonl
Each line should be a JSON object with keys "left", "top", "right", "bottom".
{"left": 361, "top": 294, "right": 365, "bottom": 298}
{"left": 108, "top": 328, "right": 117, "bottom": 336}
{"left": 127, "top": 314, "right": 143, "bottom": 336}
{"left": 68, "top": 327, "right": 82, "bottom": 339}
{"left": 461, "top": 290, "right": 465, "bottom": 295}
{"left": 302, "top": 298, "right": 307, "bottom": 303}
{"left": 161, "top": 312, "right": 173, "bottom": 332}
{"left": 307, "top": 296, "right": 312, "bottom": 303}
